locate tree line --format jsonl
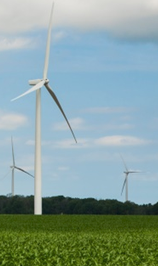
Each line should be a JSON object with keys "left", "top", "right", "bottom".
{"left": 0, "top": 195, "right": 158, "bottom": 214}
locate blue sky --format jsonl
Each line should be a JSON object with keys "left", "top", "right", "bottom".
{"left": 0, "top": 0, "right": 158, "bottom": 204}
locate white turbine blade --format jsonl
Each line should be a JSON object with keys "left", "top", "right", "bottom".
{"left": 11, "top": 137, "right": 15, "bottom": 167}
{"left": 11, "top": 80, "right": 45, "bottom": 102}
{"left": 129, "top": 170, "right": 140, "bottom": 174}
{"left": 121, "top": 176, "right": 127, "bottom": 195}
{"left": 14, "top": 166, "right": 34, "bottom": 178}
{"left": 45, "top": 83, "right": 77, "bottom": 143}
{"left": 43, "top": 2, "right": 54, "bottom": 79}
{"left": 120, "top": 154, "right": 128, "bottom": 172}
{"left": 0, "top": 169, "right": 11, "bottom": 181}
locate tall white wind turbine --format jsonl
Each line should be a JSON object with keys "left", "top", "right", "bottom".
{"left": 120, "top": 155, "right": 139, "bottom": 202}
{"left": 10, "top": 137, "right": 34, "bottom": 196}
{"left": 11, "top": 3, "right": 77, "bottom": 214}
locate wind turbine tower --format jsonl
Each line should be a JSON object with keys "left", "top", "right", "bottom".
{"left": 120, "top": 155, "right": 139, "bottom": 202}
{"left": 11, "top": 3, "right": 77, "bottom": 214}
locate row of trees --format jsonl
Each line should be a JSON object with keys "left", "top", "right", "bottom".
{"left": 0, "top": 195, "right": 158, "bottom": 214}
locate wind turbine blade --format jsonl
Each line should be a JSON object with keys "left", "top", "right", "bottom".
{"left": 0, "top": 169, "right": 12, "bottom": 181}
{"left": 14, "top": 166, "right": 34, "bottom": 178}
{"left": 43, "top": 2, "right": 54, "bottom": 79}
{"left": 121, "top": 177, "right": 127, "bottom": 195}
{"left": 128, "top": 170, "right": 140, "bottom": 174}
{"left": 11, "top": 80, "right": 45, "bottom": 102}
{"left": 45, "top": 84, "right": 77, "bottom": 143}
{"left": 120, "top": 154, "right": 128, "bottom": 172}
{"left": 11, "top": 137, "right": 15, "bottom": 167}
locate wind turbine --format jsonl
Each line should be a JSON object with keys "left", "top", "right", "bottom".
{"left": 11, "top": 3, "right": 77, "bottom": 215}
{"left": 10, "top": 137, "right": 34, "bottom": 196}
{"left": 120, "top": 155, "right": 139, "bottom": 202}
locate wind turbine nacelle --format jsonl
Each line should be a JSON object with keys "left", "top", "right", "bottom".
{"left": 29, "top": 79, "right": 43, "bottom": 86}
{"left": 28, "top": 79, "right": 49, "bottom": 86}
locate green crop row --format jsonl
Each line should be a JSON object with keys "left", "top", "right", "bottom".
{"left": 0, "top": 215, "right": 158, "bottom": 265}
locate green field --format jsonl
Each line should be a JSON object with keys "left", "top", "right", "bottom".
{"left": 0, "top": 215, "right": 158, "bottom": 265}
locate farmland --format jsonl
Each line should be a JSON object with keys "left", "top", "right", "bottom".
{"left": 0, "top": 215, "right": 158, "bottom": 265}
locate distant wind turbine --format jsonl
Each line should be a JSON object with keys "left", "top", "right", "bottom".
{"left": 11, "top": 3, "right": 77, "bottom": 214}
{"left": 120, "top": 155, "right": 140, "bottom": 202}
{"left": 10, "top": 137, "right": 34, "bottom": 196}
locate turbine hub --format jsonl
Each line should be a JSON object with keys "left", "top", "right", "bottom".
{"left": 44, "top": 79, "right": 49, "bottom": 84}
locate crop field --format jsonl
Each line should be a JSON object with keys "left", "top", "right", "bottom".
{"left": 0, "top": 215, "right": 158, "bottom": 265}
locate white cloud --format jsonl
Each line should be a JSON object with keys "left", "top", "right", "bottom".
{"left": 103, "top": 123, "right": 134, "bottom": 131}
{"left": 26, "top": 140, "right": 55, "bottom": 147}
{"left": 25, "top": 134, "right": 153, "bottom": 150}
{"left": 0, "top": 110, "right": 28, "bottom": 130}
{"left": 53, "top": 117, "right": 85, "bottom": 131}
{"left": 50, "top": 135, "right": 151, "bottom": 149}
{"left": 27, "top": 137, "right": 90, "bottom": 149}
{"left": 54, "top": 139, "right": 79, "bottom": 149}
{"left": 84, "top": 107, "right": 130, "bottom": 114}
{"left": 95, "top": 135, "right": 151, "bottom": 146}
{"left": 0, "top": 37, "right": 32, "bottom": 51}
{"left": 26, "top": 140, "right": 34, "bottom": 146}
{"left": 0, "top": 0, "right": 158, "bottom": 41}
{"left": 53, "top": 31, "right": 67, "bottom": 42}
{"left": 58, "top": 166, "right": 69, "bottom": 171}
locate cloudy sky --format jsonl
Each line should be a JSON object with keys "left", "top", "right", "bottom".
{"left": 0, "top": 0, "right": 158, "bottom": 204}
